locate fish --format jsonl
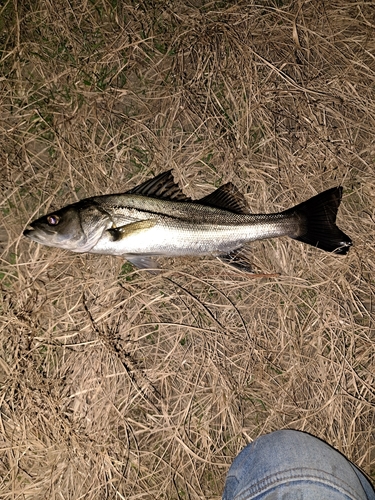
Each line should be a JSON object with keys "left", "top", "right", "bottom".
{"left": 23, "top": 170, "right": 352, "bottom": 271}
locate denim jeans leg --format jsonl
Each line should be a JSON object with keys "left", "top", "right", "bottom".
{"left": 223, "top": 430, "right": 375, "bottom": 500}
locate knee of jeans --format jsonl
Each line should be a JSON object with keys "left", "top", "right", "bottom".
{"left": 222, "top": 476, "right": 239, "bottom": 500}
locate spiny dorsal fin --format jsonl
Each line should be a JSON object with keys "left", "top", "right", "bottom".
{"left": 126, "top": 170, "right": 191, "bottom": 201}
{"left": 199, "top": 183, "right": 251, "bottom": 214}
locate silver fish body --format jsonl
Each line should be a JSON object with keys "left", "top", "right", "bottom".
{"left": 88, "top": 196, "right": 299, "bottom": 255}
{"left": 23, "top": 170, "right": 352, "bottom": 270}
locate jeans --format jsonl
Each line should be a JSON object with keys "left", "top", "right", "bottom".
{"left": 223, "top": 430, "right": 375, "bottom": 500}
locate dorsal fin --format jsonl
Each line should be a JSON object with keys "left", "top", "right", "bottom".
{"left": 126, "top": 170, "right": 191, "bottom": 201}
{"left": 199, "top": 183, "right": 251, "bottom": 214}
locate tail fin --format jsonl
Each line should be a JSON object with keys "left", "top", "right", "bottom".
{"left": 284, "top": 187, "right": 352, "bottom": 255}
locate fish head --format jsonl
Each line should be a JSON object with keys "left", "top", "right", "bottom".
{"left": 23, "top": 201, "right": 111, "bottom": 253}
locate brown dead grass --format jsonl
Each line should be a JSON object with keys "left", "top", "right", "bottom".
{"left": 1, "top": 0, "right": 374, "bottom": 498}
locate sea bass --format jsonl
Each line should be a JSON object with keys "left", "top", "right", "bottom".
{"left": 23, "top": 170, "right": 352, "bottom": 270}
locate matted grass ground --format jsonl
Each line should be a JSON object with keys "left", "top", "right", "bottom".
{"left": 1, "top": 0, "right": 374, "bottom": 498}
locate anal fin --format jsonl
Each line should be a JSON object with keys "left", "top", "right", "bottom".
{"left": 218, "top": 248, "right": 253, "bottom": 273}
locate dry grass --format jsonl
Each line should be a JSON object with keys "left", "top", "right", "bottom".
{"left": 1, "top": 0, "right": 374, "bottom": 498}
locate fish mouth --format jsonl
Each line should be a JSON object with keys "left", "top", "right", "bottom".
{"left": 23, "top": 224, "right": 56, "bottom": 237}
{"left": 23, "top": 225, "right": 55, "bottom": 243}
{"left": 23, "top": 225, "right": 35, "bottom": 236}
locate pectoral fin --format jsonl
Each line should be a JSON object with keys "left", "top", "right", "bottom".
{"left": 108, "top": 221, "right": 160, "bottom": 272}
{"left": 108, "top": 220, "right": 157, "bottom": 241}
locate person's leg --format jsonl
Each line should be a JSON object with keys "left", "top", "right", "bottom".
{"left": 223, "top": 429, "right": 375, "bottom": 500}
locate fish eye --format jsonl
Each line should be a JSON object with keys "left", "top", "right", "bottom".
{"left": 47, "top": 215, "right": 60, "bottom": 226}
